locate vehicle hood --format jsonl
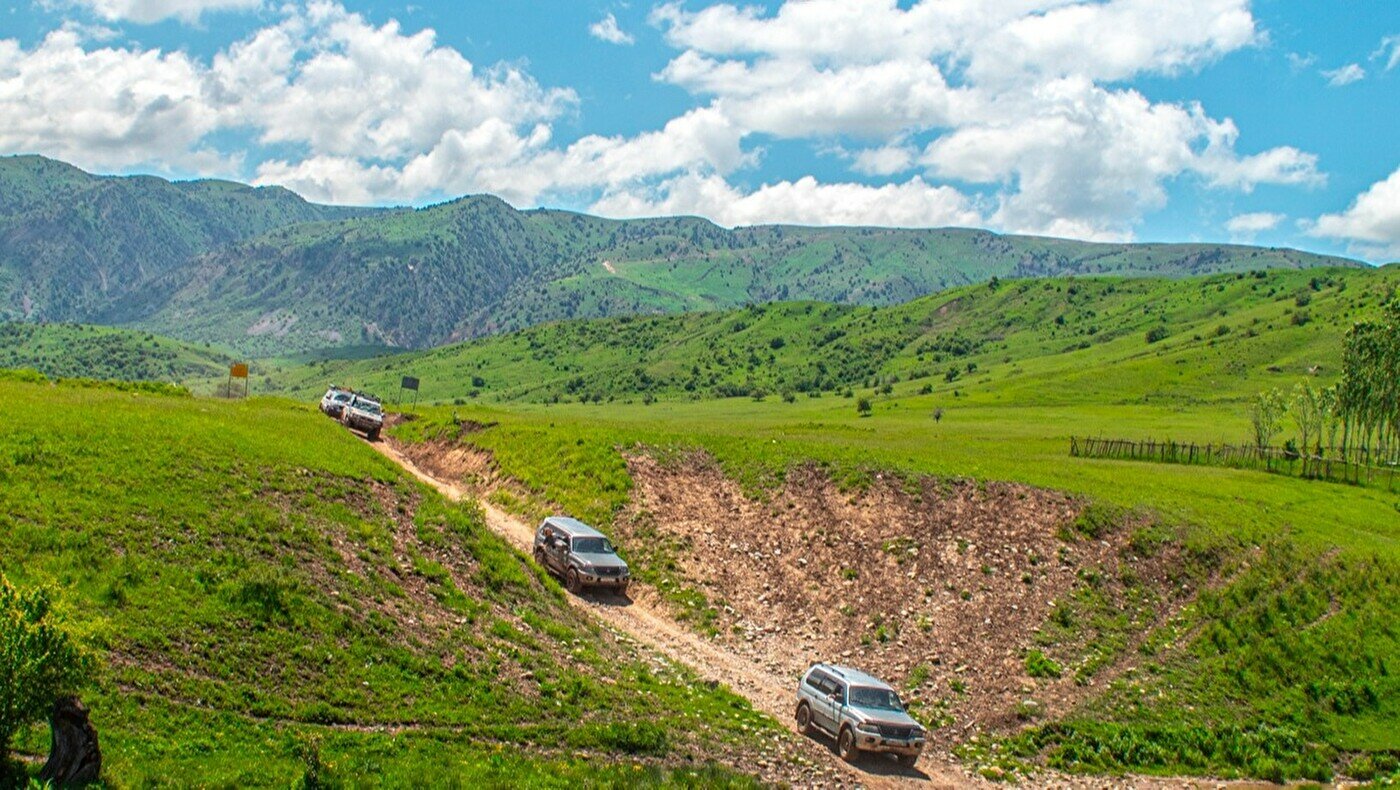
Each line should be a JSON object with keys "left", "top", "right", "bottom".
{"left": 347, "top": 408, "right": 383, "bottom": 421}
{"left": 574, "top": 552, "right": 627, "bottom": 570}
{"left": 850, "top": 708, "right": 921, "bottom": 729}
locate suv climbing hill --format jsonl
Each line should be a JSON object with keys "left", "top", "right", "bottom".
{"left": 533, "top": 517, "right": 630, "bottom": 593}
{"left": 340, "top": 393, "right": 384, "bottom": 440}
{"left": 795, "top": 663, "right": 926, "bottom": 767}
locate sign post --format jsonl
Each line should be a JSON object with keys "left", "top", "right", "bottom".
{"left": 229, "top": 363, "right": 249, "bottom": 398}
{"left": 400, "top": 375, "right": 420, "bottom": 411}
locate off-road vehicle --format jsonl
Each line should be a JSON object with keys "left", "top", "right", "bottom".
{"left": 795, "top": 663, "right": 926, "bottom": 767}
{"left": 340, "top": 393, "right": 384, "bottom": 440}
{"left": 532, "top": 517, "right": 630, "bottom": 593}
{"left": 320, "top": 386, "right": 353, "bottom": 418}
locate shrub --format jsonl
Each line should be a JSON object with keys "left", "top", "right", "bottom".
{"left": 856, "top": 398, "right": 872, "bottom": 416}
{"left": 0, "top": 575, "right": 92, "bottom": 753}
{"left": 1145, "top": 326, "right": 1170, "bottom": 344}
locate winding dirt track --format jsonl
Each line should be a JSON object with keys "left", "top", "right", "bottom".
{"left": 367, "top": 437, "right": 971, "bottom": 789}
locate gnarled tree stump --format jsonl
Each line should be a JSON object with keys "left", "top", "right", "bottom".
{"left": 38, "top": 697, "right": 100, "bottom": 786}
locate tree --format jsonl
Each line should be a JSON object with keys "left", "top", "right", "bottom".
{"left": 1, "top": 575, "right": 92, "bottom": 755}
{"left": 856, "top": 398, "right": 872, "bottom": 417}
{"left": 1248, "top": 388, "right": 1287, "bottom": 452}
{"left": 1290, "top": 382, "right": 1325, "bottom": 477}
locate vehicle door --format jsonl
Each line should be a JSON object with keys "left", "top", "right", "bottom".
{"left": 825, "top": 679, "right": 848, "bottom": 731}
{"left": 546, "top": 533, "right": 570, "bottom": 573}
{"left": 812, "top": 673, "right": 841, "bottom": 731}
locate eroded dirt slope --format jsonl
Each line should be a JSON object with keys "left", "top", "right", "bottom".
{"left": 613, "top": 452, "right": 1197, "bottom": 745}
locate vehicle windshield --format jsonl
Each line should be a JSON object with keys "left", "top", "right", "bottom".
{"left": 355, "top": 400, "right": 382, "bottom": 415}
{"left": 849, "top": 686, "right": 904, "bottom": 711}
{"left": 572, "top": 537, "right": 615, "bottom": 554}
{"left": 333, "top": 392, "right": 352, "bottom": 402}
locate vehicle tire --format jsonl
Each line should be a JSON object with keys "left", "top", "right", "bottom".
{"left": 566, "top": 569, "right": 582, "bottom": 594}
{"left": 533, "top": 547, "right": 546, "bottom": 567}
{"left": 795, "top": 702, "right": 813, "bottom": 735}
{"left": 367, "top": 427, "right": 380, "bottom": 441}
{"left": 896, "top": 754, "right": 918, "bottom": 769}
{"left": 837, "top": 727, "right": 858, "bottom": 763}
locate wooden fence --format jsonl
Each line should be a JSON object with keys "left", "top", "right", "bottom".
{"left": 1069, "top": 436, "right": 1398, "bottom": 491}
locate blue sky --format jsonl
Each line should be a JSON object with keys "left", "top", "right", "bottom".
{"left": 1, "top": 0, "right": 1397, "bottom": 260}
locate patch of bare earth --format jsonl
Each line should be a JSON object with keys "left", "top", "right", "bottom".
{"left": 613, "top": 452, "right": 1196, "bottom": 749}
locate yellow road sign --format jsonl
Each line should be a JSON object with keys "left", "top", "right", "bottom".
{"left": 230, "top": 363, "right": 249, "bottom": 379}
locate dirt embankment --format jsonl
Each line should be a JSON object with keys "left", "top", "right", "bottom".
{"left": 612, "top": 452, "right": 1195, "bottom": 744}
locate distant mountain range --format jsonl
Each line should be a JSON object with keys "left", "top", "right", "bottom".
{"left": 0, "top": 155, "right": 1366, "bottom": 355}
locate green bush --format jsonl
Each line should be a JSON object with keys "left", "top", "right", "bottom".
{"left": 0, "top": 575, "right": 92, "bottom": 753}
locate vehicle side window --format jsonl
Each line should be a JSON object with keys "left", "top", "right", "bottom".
{"left": 803, "top": 671, "right": 825, "bottom": 691}
{"left": 830, "top": 682, "right": 847, "bottom": 703}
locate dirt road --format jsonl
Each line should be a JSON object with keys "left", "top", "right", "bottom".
{"left": 368, "top": 437, "right": 973, "bottom": 788}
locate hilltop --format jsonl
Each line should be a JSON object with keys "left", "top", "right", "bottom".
{"left": 0, "top": 323, "right": 235, "bottom": 383}
{"left": 0, "top": 156, "right": 1363, "bottom": 356}
{"left": 0, "top": 155, "right": 384, "bottom": 325}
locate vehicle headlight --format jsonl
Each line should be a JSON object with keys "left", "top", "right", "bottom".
{"left": 577, "top": 563, "right": 593, "bottom": 573}
{"left": 856, "top": 722, "right": 880, "bottom": 734}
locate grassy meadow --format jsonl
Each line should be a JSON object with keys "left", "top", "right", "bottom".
{"left": 0, "top": 374, "right": 782, "bottom": 786}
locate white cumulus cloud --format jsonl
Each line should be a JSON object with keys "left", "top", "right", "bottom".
{"left": 591, "top": 174, "right": 982, "bottom": 229}
{"left": 589, "top": 13, "right": 635, "bottom": 45}
{"left": 61, "top": 0, "right": 262, "bottom": 24}
{"left": 1226, "top": 211, "right": 1284, "bottom": 236}
{"left": 1310, "top": 166, "right": 1400, "bottom": 260}
{"left": 1322, "top": 63, "right": 1366, "bottom": 86}
{"left": 648, "top": 0, "right": 1311, "bottom": 239}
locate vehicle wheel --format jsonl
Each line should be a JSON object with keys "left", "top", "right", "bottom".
{"left": 795, "top": 703, "right": 813, "bottom": 735}
{"left": 367, "top": 427, "right": 380, "bottom": 441}
{"left": 566, "top": 569, "right": 582, "bottom": 594}
{"left": 837, "top": 727, "right": 858, "bottom": 763}
{"left": 896, "top": 754, "right": 918, "bottom": 769}
{"left": 533, "top": 547, "right": 546, "bottom": 567}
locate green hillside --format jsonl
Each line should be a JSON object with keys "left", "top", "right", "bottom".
{"left": 0, "top": 323, "right": 236, "bottom": 383}
{"left": 0, "top": 157, "right": 1363, "bottom": 356}
{"left": 266, "top": 266, "right": 1399, "bottom": 409}
{"left": 138, "top": 201, "right": 1361, "bottom": 355}
{"left": 0, "top": 155, "right": 383, "bottom": 324}
{"left": 0, "top": 374, "right": 782, "bottom": 786}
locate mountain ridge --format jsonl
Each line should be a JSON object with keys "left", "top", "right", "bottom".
{"left": 0, "top": 155, "right": 1367, "bottom": 355}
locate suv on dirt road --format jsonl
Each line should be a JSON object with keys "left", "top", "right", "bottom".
{"left": 340, "top": 393, "right": 384, "bottom": 440}
{"left": 320, "top": 386, "right": 354, "bottom": 418}
{"left": 533, "top": 517, "right": 630, "bottom": 593}
{"left": 796, "top": 663, "right": 926, "bottom": 767}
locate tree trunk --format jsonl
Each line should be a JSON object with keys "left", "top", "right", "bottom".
{"left": 38, "top": 697, "right": 100, "bottom": 787}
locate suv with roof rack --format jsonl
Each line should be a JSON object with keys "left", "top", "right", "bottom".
{"left": 795, "top": 663, "right": 926, "bottom": 767}
{"left": 533, "top": 517, "right": 630, "bottom": 594}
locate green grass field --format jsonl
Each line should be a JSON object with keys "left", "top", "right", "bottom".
{"left": 262, "top": 267, "right": 1399, "bottom": 411}
{"left": 5, "top": 264, "right": 1398, "bottom": 784}
{"left": 0, "top": 374, "right": 783, "bottom": 786}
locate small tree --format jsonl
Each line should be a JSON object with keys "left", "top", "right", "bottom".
{"left": 1248, "top": 388, "right": 1287, "bottom": 452}
{"left": 1, "top": 575, "right": 91, "bottom": 755}
{"left": 856, "top": 398, "right": 872, "bottom": 417}
{"left": 1291, "top": 382, "right": 1325, "bottom": 477}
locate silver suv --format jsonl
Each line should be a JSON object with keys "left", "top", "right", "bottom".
{"left": 532, "top": 517, "right": 630, "bottom": 593}
{"left": 340, "top": 393, "right": 383, "bottom": 440}
{"left": 796, "top": 663, "right": 926, "bottom": 767}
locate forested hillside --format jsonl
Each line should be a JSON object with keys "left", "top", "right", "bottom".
{"left": 0, "top": 157, "right": 1363, "bottom": 356}
{"left": 0, "top": 155, "right": 383, "bottom": 323}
